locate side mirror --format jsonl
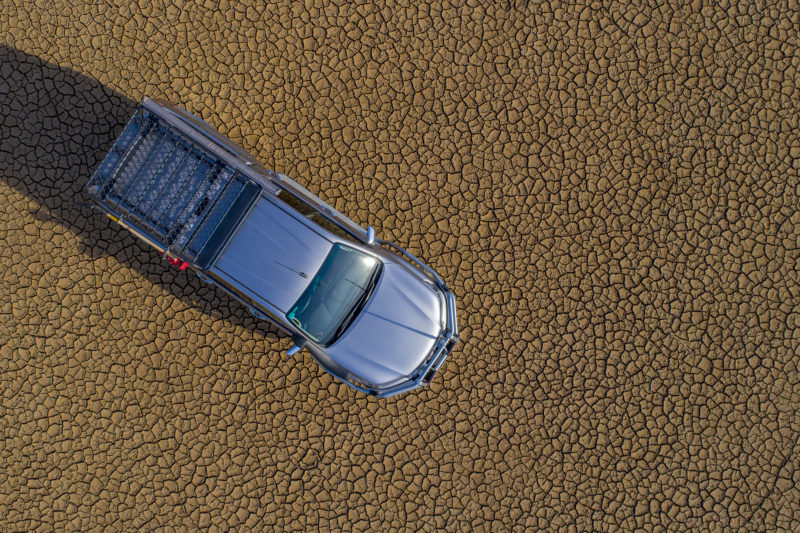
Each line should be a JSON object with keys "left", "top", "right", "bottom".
{"left": 286, "top": 334, "right": 307, "bottom": 356}
{"left": 366, "top": 226, "right": 376, "bottom": 245}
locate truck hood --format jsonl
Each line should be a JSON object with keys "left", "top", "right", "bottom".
{"left": 213, "top": 197, "right": 332, "bottom": 312}
{"left": 326, "top": 263, "right": 443, "bottom": 386}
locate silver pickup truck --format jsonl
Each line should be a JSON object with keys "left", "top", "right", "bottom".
{"left": 85, "top": 98, "right": 458, "bottom": 397}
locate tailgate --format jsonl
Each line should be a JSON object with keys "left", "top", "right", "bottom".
{"left": 86, "top": 105, "right": 260, "bottom": 269}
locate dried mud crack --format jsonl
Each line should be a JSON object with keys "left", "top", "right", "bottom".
{"left": 1, "top": 1, "right": 799, "bottom": 531}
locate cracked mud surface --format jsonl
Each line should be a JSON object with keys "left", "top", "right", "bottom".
{"left": 1, "top": 1, "right": 799, "bottom": 530}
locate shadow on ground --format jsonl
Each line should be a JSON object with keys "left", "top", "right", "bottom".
{"left": 0, "top": 44, "right": 283, "bottom": 340}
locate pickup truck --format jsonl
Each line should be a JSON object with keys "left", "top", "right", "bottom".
{"left": 85, "top": 98, "right": 458, "bottom": 397}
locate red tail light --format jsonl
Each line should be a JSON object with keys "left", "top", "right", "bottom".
{"left": 166, "top": 256, "right": 189, "bottom": 270}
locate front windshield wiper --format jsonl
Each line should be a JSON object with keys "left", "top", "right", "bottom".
{"left": 327, "top": 265, "right": 381, "bottom": 344}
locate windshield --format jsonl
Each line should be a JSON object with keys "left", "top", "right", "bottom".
{"left": 286, "top": 244, "right": 381, "bottom": 345}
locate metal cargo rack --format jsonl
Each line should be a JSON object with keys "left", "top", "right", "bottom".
{"left": 86, "top": 106, "right": 260, "bottom": 269}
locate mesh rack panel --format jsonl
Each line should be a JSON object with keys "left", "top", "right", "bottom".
{"left": 86, "top": 106, "right": 259, "bottom": 267}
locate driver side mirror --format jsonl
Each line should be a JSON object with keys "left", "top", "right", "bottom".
{"left": 286, "top": 334, "right": 307, "bottom": 356}
{"left": 366, "top": 226, "right": 376, "bottom": 245}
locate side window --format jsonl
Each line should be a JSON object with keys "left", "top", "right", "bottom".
{"left": 275, "top": 173, "right": 368, "bottom": 241}
{"left": 277, "top": 189, "right": 356, "bottom": 242}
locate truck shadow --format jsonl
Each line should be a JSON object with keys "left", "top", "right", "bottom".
{"left": 0, "top": 45, "right": 284, "bottom": 341}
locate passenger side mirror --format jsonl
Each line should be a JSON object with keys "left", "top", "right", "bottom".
{"left": 366, "top": 226, "right": 376, "bottom": 245}
{"left": 286, "top": 334, "right": 307, "bottom": 356}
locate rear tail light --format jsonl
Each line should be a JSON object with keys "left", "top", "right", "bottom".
{"left": 166, "top": 256, "right": 189, "bottom": 270}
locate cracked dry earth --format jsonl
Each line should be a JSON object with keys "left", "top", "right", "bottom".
{"left": 1, "top": 0, "right": 799, "bottom": 531}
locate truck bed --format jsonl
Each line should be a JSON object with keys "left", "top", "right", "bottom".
{"left": 86, "top": 106, "right": 260, "bottom": 269}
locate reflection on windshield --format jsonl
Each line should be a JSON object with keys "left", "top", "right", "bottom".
{"left": 286, "top": 244, "right": 381, "bottom": 345}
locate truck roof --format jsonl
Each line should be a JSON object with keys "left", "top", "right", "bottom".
{"left": 212, "top": 196, "right": 334, "bottom": 312}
